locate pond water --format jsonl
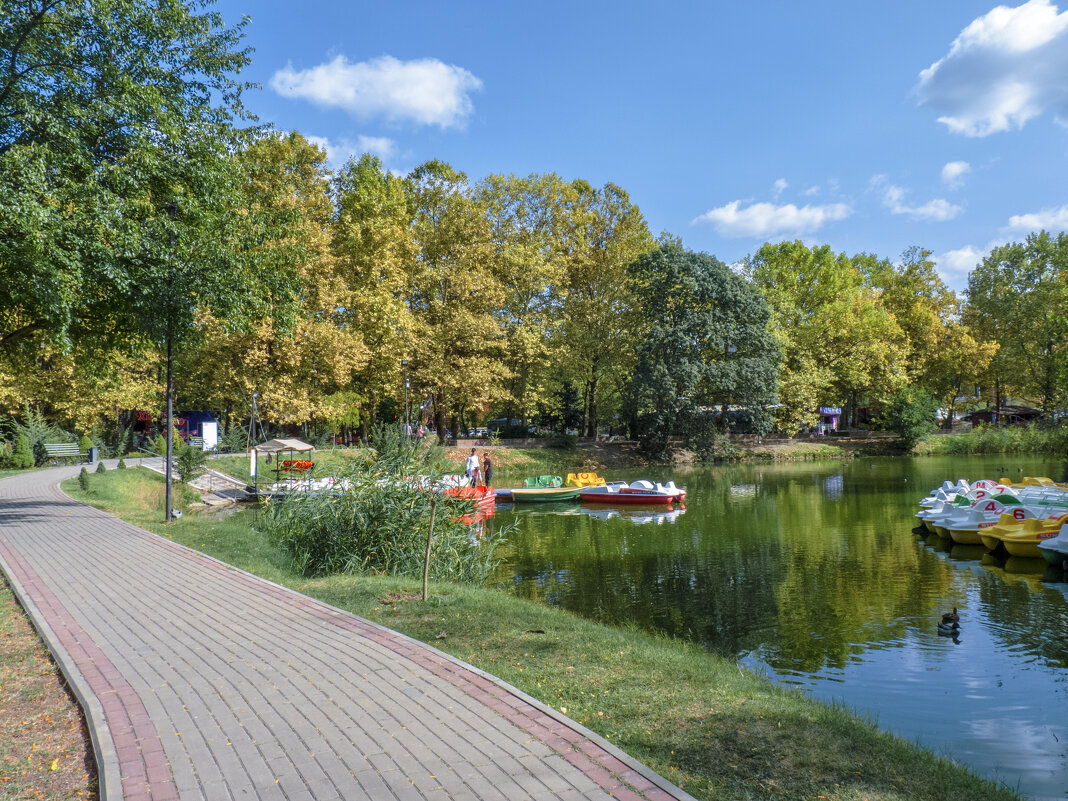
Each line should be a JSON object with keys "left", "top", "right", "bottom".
{"left": 490, "top": 455, "right": 1068, "bottom": 800}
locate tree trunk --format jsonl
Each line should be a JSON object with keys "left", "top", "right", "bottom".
{"left": 994, "top": 376, "right": 1001, "bottom": 426}
{"left": 422, "top": 494, "right": 437, "bottom": 602}
{"left": 586, "top": 376, "right": 598, "bottom": 438}
{"left": 435, "top": 390, "right": 446, "bottom": 443}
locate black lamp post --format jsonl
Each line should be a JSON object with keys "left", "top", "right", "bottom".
{"left": 164, "top": 202, "right": 177, "bottom": 522}
{"left": 402, "top": 360, "right": 410, "bottom": 438}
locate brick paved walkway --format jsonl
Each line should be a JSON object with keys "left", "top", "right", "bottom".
{"left": 0, "top": 465, "right": 696, "bottom": 801}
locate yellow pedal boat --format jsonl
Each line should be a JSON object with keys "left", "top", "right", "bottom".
{"left": 999, "top": 515, "right": 1068, "bottom": 558}
{"left": 565, "top": 472, "right": 606, "bottom": 488}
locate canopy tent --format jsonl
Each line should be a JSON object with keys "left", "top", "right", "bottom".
{"left": 253, "top": 438, "right": 314, "bottom": 454}
{"left": 249, "top": 439, "right": 315, "bottom": 487}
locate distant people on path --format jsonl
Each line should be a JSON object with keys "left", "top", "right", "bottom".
{"left": 482, "top": 452, "right": 492, "bottom": 487}
{"left": 404, "top": 422, "right": 412, "bottom": 438}
{"left": 416, "top": 423, "right": 425, "bottom": 442}
{"left": 465, "top": 448, "right": 480, "bottom": 486}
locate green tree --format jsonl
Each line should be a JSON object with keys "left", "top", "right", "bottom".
{"left": 862, "top": 248, "right": 995, "bottom": 426}
{"left": 558, "top": 181, "right": 653, "bottom": 436}
{"left": 330, "top": 153, "right": 419, "bottom": 434}
{"left": 964, "top": 232, "right": 1068, "bottom": 416}
{"left": 1, "top": 0, "right": 300, "bottom": 520}
{"left": 12, "top": 433, "right": 33, "bottom": 469}
{"left": 624, "top": 244, "right": 779, "bottom": 457}
{"left": 880, "top": 387, "right": 938, "bottom": 450}
{"left": 745, "top": 242, "right": 907, "bottom": 434}
{"left": 0, "top": 0, "right": 258, "bottom": 354}
{"left": 477, "top": 173, "right": 570, "bottom": 428}
{"left": 406, "top": 160, "right": 508, "bottom": 440}
{"left": 179, "top": 133, "right": 359, "bottom": 428}
{"left": 175, "top": 441, "right": 208, "bottom": 483}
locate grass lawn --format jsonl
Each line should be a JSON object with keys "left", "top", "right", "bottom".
{"left": 53, "top": 466, "right": 1020, "bottom": 801}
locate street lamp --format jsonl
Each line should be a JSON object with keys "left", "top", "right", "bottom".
{"left": 164, "top": 201, "right": 177, "bottom": 523}
{"left": 402, "top": 360, "right": 410, "bottom": 438}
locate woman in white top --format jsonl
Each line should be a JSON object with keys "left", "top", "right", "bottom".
{"left": 465, "top": 448, "right": 480, "bottom": 485}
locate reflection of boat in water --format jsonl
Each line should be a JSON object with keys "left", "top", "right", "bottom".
{"left": 445, "top": 484, "right": 496, "bottom": 525}
{"left": 497, "top": 501, "right": 686, "bottom": 525}
{"left": 499, "top": 500, "right": 581, "bottom": 516}
{"left": 579, "top": 505, "right": 687, "bottom": 525}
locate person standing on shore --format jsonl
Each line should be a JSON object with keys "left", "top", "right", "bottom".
{"left": 482, "top": 452, "right": 492, "bottom": 487}
{"left": 465, "top": 448, "right": 479, "bottom": 485}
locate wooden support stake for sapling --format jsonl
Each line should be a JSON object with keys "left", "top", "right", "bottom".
{"left": 422, "top": 493, "right": 437, "bottom": 601}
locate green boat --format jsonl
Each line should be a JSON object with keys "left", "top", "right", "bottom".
{"left": 509, "top": 475, "right": 583, "bottom": 503}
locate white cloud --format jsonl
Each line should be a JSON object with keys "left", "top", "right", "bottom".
{"left": 772, "top": 178, "right": 788, "bottom": 198}
{"left": 691, "top": 200, "right": 852, "bottom": 237}
{"left": 870, "top": 174, "right": 962, "bottom": 221}
{"left": 355, "top": 135, "right": 396, "bottom": 161}
{"left": 915, "top": 0, "right": 1068, "bottom": 136}
{"left": 935, "top": 245, "right": 985, "bottom": 282}
{"left": 935, "top": 238, "right": 1014, "bottom": 289}
{"left": 802, "top": 185, "right": 821, "bottom": 196}
{"left": 1006, "top": 204, "right": 1068, "bottom": 230}
{"left": 270, "top": 55, "right": 482, "bottom": 129}
{"left": 941, "top": 161, "right": 972, "bottom": 188}
{"left": 305, "top": 135, "right": 397, "bottom": 168}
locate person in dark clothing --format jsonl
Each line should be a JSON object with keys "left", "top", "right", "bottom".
{"left": 482, "top": 452, "right": 492, "bottom": 487}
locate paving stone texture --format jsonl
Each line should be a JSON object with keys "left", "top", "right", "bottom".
{"left": 0, "top": 464, "right": 696, "bottom": 801}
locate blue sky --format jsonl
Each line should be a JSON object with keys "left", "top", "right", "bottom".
{"left": 214, "top": 0, "right": 1068, "bottom": 290}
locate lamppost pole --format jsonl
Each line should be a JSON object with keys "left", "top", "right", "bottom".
{"left": 402, "top": 360, "right": 410, "bottom": 438}
{"left": 164, "top": 202, "right": 177, "bottom": 523}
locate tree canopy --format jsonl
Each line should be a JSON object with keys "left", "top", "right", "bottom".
{"left": 625, "top": 244, "right": 779, "bottom": 457}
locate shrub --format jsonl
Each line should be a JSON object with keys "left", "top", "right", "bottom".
{"left": 78, "top": 467, "right": 90, "bottom": 493}
{"left": 221, "top": 424, "right": 248, "bottom": 453}
{"left": 117, "top": 458, "right": 127, "bottom": 470}
{"left": 95, "top": 461, "right": 106, "bottom": 474}
{"left": 79, "top": 434, "right": 94, "bottom": 454}
{"left": 546, "top": 432, "right": 577, "bottom": 450}
{"left": 880, "top": 387, "right": 938, "bottom": 450}
{"left": 12, "top": 434, "right": 34, "bottom": 469}
{"left": 175, "top": 443, "right": 208, "bottom": 483}
{"left": 258, "top": 424, "right": 503, "bottom": 584}
{"left": 689, "top": 427, "right": 740, "bottom": 463}
{"left": 12, "top": 404, "right": 64, "bottom": 466}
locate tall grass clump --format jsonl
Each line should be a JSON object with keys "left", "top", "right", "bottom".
{"left": 920, "top": 423, "right": 1068, "bottom": 455}
{"left": 257, "top": 424, "right": 503, "bottom": 584}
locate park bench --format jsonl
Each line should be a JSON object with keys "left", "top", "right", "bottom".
{"left": 42, "top": 443, "right": 88, "bottom": 463}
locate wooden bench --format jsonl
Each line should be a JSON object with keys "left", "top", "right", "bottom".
{"left": 42, "top": 443, "right": 87, "bottom": 463}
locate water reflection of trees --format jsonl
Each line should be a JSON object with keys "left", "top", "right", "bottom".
{"left": 495, "top": 456, "right": 1067, "bottom": 672}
